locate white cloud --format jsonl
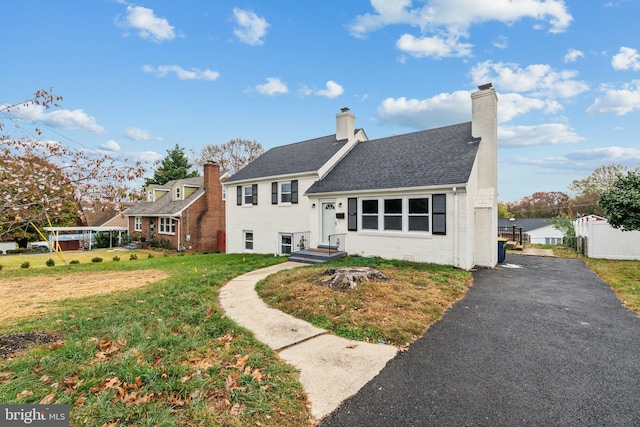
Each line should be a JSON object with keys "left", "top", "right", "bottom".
{"left": 315, "top": 81, "right": 344, "bottom": 98}
{"left": 587, "top": 80, "right": 640, "bottom": 115}
{"left": 564, "top": 48, "right": 584, "bottom": 63}
{"left": 120, "top": 5, "right": 175, "bottom": 42}
{"left": 142, "top": 65, "right": 220, "bottom": 81}
{"left": 612, "top": 46, "right": 640, "bottom": 71}
{"left": 350, "top": 0, "right": 572, "bottom": 38}
{"left": 396, "top": 33, "right": 473, "bottom": 58}
{"left": 493, "top": 36, "right": 509, "bottom": 49}
{"left": 123, "top": 127, "right": 162, "bottom": 141}
{"left": 256, "top": 77, "right": 288, "bottom": 96}
{"left": 499, "top": 123, "right": 584, "bottom": 146}
{"left": 498, "top": 93, "right": 562, "bottom": 122}
{"left": 470, "top": 60, "right": 589, "bottom": 98}
{"left": 377, "top": 90, "right": 471, "bottom": 129}
{"left": 4, "top": 103, "right": 106, "bottom": 134}
{"left": 99, "top": 140, "right": 121, "bottom": 152}
{"left": 566, "top": 146, "right": 640, "bottom": 162}
{"left": 128, "top": 151, "right": 164, "bottom": 163}
{"left": 377, "top": 89, "right": 564, "bottom": 130}
{"left": 233, "top": 8, "right": 269, "bottom": 46}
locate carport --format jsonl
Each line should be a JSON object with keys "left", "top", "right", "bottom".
{"left": 43, "top": 226, "right": 128, "bottom": 251}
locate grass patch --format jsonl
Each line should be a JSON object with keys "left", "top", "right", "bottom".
{"left": 0, "top": 249, "right": 161, "bottom": 270}
{"left": 257, "top": 256, "right": 471, "bottom": 347}
{"left": 583, "top": 258, "right": 640, "bottom": 314}
{"left": 0, "top": 253, "right": 310, "bottom": 427}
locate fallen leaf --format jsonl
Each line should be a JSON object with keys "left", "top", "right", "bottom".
{"left": 40, "top": 393, "right": 56, "bottom": 404}
{"left": 346, "top": 344, "right": 357, "bottom": 349}
{"left": 17, "top": 390, "right": 33, "bottom": 399}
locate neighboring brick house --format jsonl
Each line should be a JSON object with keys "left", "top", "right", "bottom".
{"left": 224, "top": 84, "right": 498, "bottom": 269}
{"left": 126, "top": 161, "right": 225, "bottom": 252}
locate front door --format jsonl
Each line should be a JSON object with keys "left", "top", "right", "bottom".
{"left": 321, "top": 201, "right": 336, "bottom": 245}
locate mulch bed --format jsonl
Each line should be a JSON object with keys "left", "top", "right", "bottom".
{"left": 0, "top": 332, "right": 62, "bottom": 359}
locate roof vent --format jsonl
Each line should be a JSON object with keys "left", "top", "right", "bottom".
{"left": 340, "top": 107, "right": 350, "bottom": 113}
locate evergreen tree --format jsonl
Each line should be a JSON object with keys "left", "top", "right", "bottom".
{"left": 145, "top": 144, "right": 199, "bottom": 185}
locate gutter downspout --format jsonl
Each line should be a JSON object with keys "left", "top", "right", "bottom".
{"left": 453, "top": 187, "right": 458, "bottom": 268}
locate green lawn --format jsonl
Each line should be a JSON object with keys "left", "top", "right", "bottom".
{"left": 0, "top": 253, "right": 311, "bottom": 427}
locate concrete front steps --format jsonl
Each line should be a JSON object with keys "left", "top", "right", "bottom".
{"left": 289, "top": 246, "right": 347, "bottom": 264}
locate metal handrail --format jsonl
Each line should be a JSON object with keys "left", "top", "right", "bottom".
{"left": 327, "top": 233, "right": 346, "bottom": 254}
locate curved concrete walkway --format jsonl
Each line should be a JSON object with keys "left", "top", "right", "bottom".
{"left": 218, "top": 261, "right": 397, "bottom": 420}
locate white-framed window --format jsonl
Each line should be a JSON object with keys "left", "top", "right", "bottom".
{"left": 159, "top": 217, "right": 175, "bottom": 234}
{"left": 360, "top": 197, "right": 434, "bottom": 233}
{"left": 408, "top": 198, "right": 429, "bottom": 231}
{"left": 280, "top": 182, "right": 291, "bottom": 204}
{"left": 134, "top": 216, "right": 142, "bottom": 232}
{"left": 384, "top": 199, "right": 403, "bottom": 231}
{"left": 146, "top": 191, "right": 153, "bottom": 202}
{"left": 280, "top": 233, "right": 293, "bottom": 254}
{"left": 361, "top": 199, "right": 379, "bottom": 230}
{"left": 244, "top": 186, "right": 253, "bottom": 205}
{"left": 175, "top": 186, "right": 181, "bottom": 200}
{"left": 244, "top": 231, "right": 254, "bottom": 250}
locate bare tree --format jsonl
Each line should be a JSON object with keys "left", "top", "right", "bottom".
{"left": 196, "top": 138, "right": 264, "bottom": 175}
{"left": 0, "top": 88, "right": 145, "bottom": 238}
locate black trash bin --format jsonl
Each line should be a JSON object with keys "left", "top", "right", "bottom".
{"left": 497, "top": 238, "right": 507, "bottom": 263}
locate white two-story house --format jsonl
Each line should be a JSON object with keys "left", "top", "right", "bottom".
{"left": 224, "top": 84, "right": 498, "bottom": 269}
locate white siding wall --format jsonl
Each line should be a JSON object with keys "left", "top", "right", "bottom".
{"left": 528, "top": 225, "right": 564, "bottom": 244}
{"left": 310, "top": 188, "right": 475, "bottom": 269}
{"left": 225, "top": 175, "right": 317, "bottom": 254}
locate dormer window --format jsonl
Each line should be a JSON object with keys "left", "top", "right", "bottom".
{"left": 147, "top": 191, "right": 154, "bottom": 202}
{"left": 175, "top": 186, "right": 181, "bottom": 200}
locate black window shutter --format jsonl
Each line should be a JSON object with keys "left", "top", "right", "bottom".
{"left": 432, "top": 194, "right": 446, "bottom": 235}
{"left": 291, "top": 180, "right": 298, "bottom": 204}
{"left": 347, "top": 198, "right": 357, "bottom": 231}
{"left": 252, "top": 184, "right": 258, "bottom": 205}
{"left": 236, "top": 186, "right": 242, "bottom": 206}
{"left": 271, "top": 182, "right": 278, "bottom": 204}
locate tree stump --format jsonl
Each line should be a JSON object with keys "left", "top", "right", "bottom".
{"left": 317, "top": 267, "right": 389, "bottom": 291}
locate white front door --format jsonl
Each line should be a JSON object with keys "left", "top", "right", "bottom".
{"left": 321, "top": 201, "right": 336, "bottom": 245}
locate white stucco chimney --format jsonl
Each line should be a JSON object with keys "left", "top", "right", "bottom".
{"left": 471, "top": 83, "right": 498, "bottom": 191}
{"left": 336, "top": 107, "right": 355, "bottom": 142}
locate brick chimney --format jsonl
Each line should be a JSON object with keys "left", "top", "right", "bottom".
{"left": 196, "top": 161, "right": 225, "bottom": 252}
{"left": 203, "top": 161, "right": 221, "bottom": 210}
{"left": 336, "top": 107, "right": 355, "bottom": 142}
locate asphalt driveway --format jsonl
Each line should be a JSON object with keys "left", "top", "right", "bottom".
{"left": 320, "top": 255, "right": 640, "bottom": 426}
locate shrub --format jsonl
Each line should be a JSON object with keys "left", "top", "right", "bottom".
{"left": 91, "top": 257, "right": 103, "bottom": 263}
{"left": 70, "top": 260, "right": 80, "bottom": 264}
{"left": 112, "top": 256, "right": 120, "bottom": 262}
{"left": 0, "top": 250, "right": 3, "bottom": 255}
{"left": 0, "top": 264, "right": 3, "bottom": 270}
{"left": 21, "top": 262, "right": 30, "bottom": 269}
{"left": 46, "top": 258, "right": 55, "bottom": 267}
{"left": 150, "top": 238, "right": 174, "bottom": 251}
{"left": 147, "top": 253, "right": 154, "bottom": 259}
{"left": 129, "top": 254, "right": 138, "bottom": 260}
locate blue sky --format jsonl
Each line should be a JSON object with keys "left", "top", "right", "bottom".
{"left": 2, "top": 0, "right": 639, "bottom": 202}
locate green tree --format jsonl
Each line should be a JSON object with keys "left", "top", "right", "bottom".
{"left": 145, "top": 144, "right": 198, "bottom": 185}
{"left": 599, "top": 171, "right": 640, "bottom": 231}
{"left": 498, "top": 201, "right": 512, "bottom": 218}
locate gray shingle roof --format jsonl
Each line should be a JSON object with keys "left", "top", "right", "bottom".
{"left": 225, "top": 134, "right": 350, "bottom": 182}
{"left": 126, "top": 177, "right": 204, "bottom": 216}
{"left": 306, "top": 122, "right": 478, "bottom": 194}
{"left": 498, "top": 218, "right": 555, "bottom": 232}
